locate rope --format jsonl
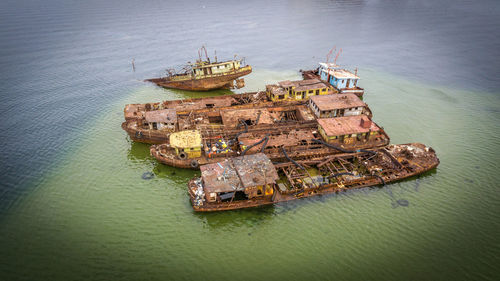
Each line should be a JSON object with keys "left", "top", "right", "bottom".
{"left": 241, "top": 134, "right": 269, "bottom": 156}
{"left": 234, "top": 120, "right": 248, "bottom": 140}
{"left": 281, "top": 147, "right": 305, "bottom": 170}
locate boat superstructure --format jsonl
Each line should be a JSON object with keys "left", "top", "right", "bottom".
{"left": 302, "top": 63, "right": 364, "bottom": 97}
{"left": 146, "top": 47, "right": 252, "bottom": 91}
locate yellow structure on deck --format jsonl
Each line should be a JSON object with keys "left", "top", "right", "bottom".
{"left": 169, "top": 130, "right": 202, "bottom": 159}
{"left": 266, "top": 78, "right": 334, "bottom": 102}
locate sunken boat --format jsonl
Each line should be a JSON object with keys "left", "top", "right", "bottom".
{"left": 188, "top": 143, "right": 439, "bottom": 212}
{"left": 150, "top": 114, "right": 388, "bottom": 169}
{"left": 301, "top": 62, "right": 365, "bottom": 97}
{"left": 145, "top": 47, "right": 252, "bottom": 91}
{"left": 122, "top": 80, "right": 345, "bottom": 144}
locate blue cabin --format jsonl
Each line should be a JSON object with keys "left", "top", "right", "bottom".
{"left": 318, "top": 62, "right": 364, "bottom": 97}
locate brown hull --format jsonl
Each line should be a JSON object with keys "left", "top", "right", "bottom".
{"left": 188, "top": 143, "right": 439, "bottom": 212}
{"left": 151, "top": 133, "right": 390, "bottom": 170}
{"left": 124, "top": 91, "right": 271, "bottom": 122}
{"left": 146, "top": 68, "right": 252, "bottom": 91}
{"left": 122, "top": 121, "right": 171, "bottom": 144}
{"left": 301, "top": 69, "right": 320, "bottom": 80}
{"left": 122, "top": 100, "right": 309, "bottom": 144}
{"left": 152, "top": 147, "right": 337, "bottom": 170}
{"left": 189, "top": 166, "right": 436, "bottom": 212}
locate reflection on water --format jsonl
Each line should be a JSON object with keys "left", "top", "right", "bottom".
{"left": 152, "top": 161, "right": 198, "bottom": 184}
{"left": 126, "top": 140, "right": 152, "bottom": 162}
{"left": 196, "top": 206, "right": 276, "bottom": 230}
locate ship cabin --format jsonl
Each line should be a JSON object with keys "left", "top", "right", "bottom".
{"left": 124, "top": 104, "right": 146, "bottom": 120}
{"left": 266, "top": 79, "right": 333, "bottom": 102}
{"left": 318, "top": 63, "right": 364, "bottom": 96}
{"left": 169, "top": 130, "right": 202, "bottom": 159}
{"left": 143, "top": 109, "right": 177, "bottom": 131}
{"left": 190, "top": 59, "right": 245, "bottom": 78}
{"left": 309, "top": 94, "right": 367, "bottom": 118}
{"left": 317, "top": 116, "right": 384, "bottom": 146}
{"left": 318, "top": 62, "right": 341, "bottom": 76}
{"left": 199, "top": 153, "right": 279, "bottom": 203}
{"left": 328, "top": 69, "right": 359, "bottom": 89}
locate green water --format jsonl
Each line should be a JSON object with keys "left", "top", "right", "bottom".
{"left": 1, "top": 68, "right": 499, "bottom": 280}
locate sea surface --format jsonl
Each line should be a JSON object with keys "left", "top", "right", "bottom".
{"left": 1, "top": 0, "right": 499, "bottom": 280}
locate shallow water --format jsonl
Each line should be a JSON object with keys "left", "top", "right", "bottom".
{"left": 1, "top": 0, "right": 499, "bottom": 280}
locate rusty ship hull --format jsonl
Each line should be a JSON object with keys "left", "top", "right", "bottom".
{"left": 124, "top": 91, "right": 268, "bottom": 122}
{"left": 124, "top": 77, "right": 345, "bottom": 122}
{"left": 188, "top": 143, "right": 439, "bottom": 212}
{"left": 147, "top": 103, "right": 383, "bottom": 169}
{"left": 123, "top": 92, "right": 372, "bottom": 145}
{"left": 301, "top": 68, "right": 321, "bottom": 80}
{"left": 150, "top": 122, "right": 390, "bottom": 169}
{"left": 121, "top": 121, "right": 173, "bottom": 144}
{"left": 122, "top": 100, "right": 310, "bottom": 144}
{"left": 146, "top": 67, "right": 252, "bottom": 91}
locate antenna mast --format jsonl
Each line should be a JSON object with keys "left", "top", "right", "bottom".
{"left": 326, "top": 46, "right": 336, "bottom": 63}
{"left": 334, "top": 48, "right": 342, "bottom": 64}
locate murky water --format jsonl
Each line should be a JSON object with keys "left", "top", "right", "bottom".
{"left": 1, "top": 0, "right": 499, "bottom": 280}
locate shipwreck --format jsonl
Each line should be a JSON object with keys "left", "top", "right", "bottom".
{"left": 145, "top": 47, "right": 252, "bottom": 91}
{"left": 119, "top": 51, "right": 440, "bottom": 213}
{"left": 150, "top": 112, "right": 388, "bottom": 169}
{"left": 122, "top": 83, "right": 368, "bottom": 144}
{"left": 188, "top": 143, "right": 439, "bottom": 212}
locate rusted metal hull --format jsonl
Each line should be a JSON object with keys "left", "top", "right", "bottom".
{"left": 146, "top": 68, "right": 252, "bottom": 91}
{"left": 151, "top": 132, "right": 390, "bottom": 170}
{"left": 122, "top": 100, "right": 310, "bottom": 144}
{"left": 188, "top": 143, "right": 439, "bottom": 212}
{"left": 124, "top": 91, "right": 269, "bottom": 122}
{"left": 301, "top": 69, "right": 320, "bottom": 80}
{"left": 121, "top": 121, "right": 172, "bottom": 144}
{"left": 153, "top": 145, "right": 383, "bottom": 170}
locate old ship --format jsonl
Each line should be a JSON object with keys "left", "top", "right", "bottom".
{"left": 120, "top": 52, "right": 440, "bottom": 213}
{"left": 188, "top": 143, "right": 439, "bottom": 212}
{"left": 122, "top": 80, "right": 356, "bottom": 144}
{"left": 145, "top": 47, "right": 252, "bottom": 91}
{"left": 149, "top": 100, "right": 384, "bottom": 169}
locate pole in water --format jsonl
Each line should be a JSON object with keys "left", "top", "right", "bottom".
{"left": 132, "top": 58, "right": 136, "bottom": 72}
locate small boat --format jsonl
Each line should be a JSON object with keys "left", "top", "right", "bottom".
{"left": 145, "top": 47, "right": 252, "bottom": 91}
{"left": 187, "top": 143, "right": 439, "bottom": 212}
